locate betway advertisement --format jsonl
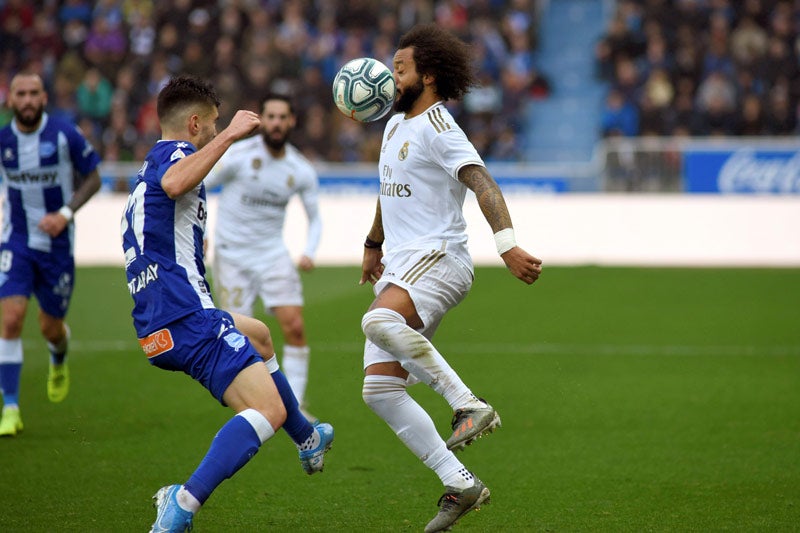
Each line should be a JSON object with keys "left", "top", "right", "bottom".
{"left": 684, "top": 148, "right": 800, "bottom": 194}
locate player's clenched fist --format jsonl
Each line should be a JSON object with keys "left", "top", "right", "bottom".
{"left": 502, "top": 247, "right": 542, "bottom": 285}
{"left": 227, "top": 110, "right": 261, "bottom": 139}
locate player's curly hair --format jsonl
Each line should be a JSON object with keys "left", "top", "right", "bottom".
{"left": 398, "top": 23, "right": 477, "bottom": 102}
{"left": 157, "top": 76, "right": 221, "bottom": 122}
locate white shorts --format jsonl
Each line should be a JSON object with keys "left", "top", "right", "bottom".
{"left": 213, "top": 252, "right": 303, "bottom": 315}
{"left": 363, "top": 247, "right": 473, "bottom": 371}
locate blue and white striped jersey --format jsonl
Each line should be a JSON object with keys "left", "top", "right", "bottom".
{"left": 121, "top": 140, "right": 214, "bottom": 337}
{"left": 0, "top": 113, "right": 100, "bottom": 253}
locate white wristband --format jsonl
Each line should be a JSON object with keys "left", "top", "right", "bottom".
{"left": 58, "top": 205, "right": 74, "bottom": 222}
{"left": 494, "top": 228, "right": 516, "bottom": 255}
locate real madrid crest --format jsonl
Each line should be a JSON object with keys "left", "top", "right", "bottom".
{"left": 398, "top": 141, "right": 409, "bottom": 161}
{"left": 252, "top": 158, "right": 262, "bottom": 170}
{"left": 287, "top": 174, "right": 295, "bottom": 188}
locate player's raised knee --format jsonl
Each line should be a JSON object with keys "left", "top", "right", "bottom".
{"left": 361, "top": 307, "right": 405, "bottom": 339}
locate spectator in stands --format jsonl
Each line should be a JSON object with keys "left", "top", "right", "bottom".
{"left": 76, "top": 66, "right": 113, "bottom": 126}
{"left": 488, "top": 125, "right": 524, "bottom": 162}
{"left": 58, "top": 0, "right": 92, "bottom": 28}
{"left": 128, "top": 14, "right": 156, "bottom": 62}
{"left": 760, "top": 35, "right": 798, "bottom": 88}
{"left": 598, "top": 0, "right": 800, "bottom": 141}
{"left": 48, "top": 71, "right": 81, "bottom": 124}
{"left": 637, "top": 32, "right": 673, "bottom": 81}
{"left": 601, "top": 87, "right": 640, "bottom": 137}
{"left": 730, "top": 15, "right": 769, "bottom": 69}
{"left": 122, "top": 0, "right": 154, "bottom": 28}
{"left": 735, "top": 92, "right": 766, "bottom": 135}
{"left": 296, "top": 102, "right": 336, "bottom": 162}
{"left": 181, "top": 39, "right": 212, "bottom": 78}
{"left": 701, "top": 12, "right": 736, "bottom": 81}
{"left": 84, "top": 15, "right": 127, "bottom": 76}
{"left": 613, "top": 56, "right": 642, "bottom": 103}
{"left": 695, "top": 70, "right": 738, "bottom": 135}
{"left": 0, "top": 10, "right": 26, "bottom": 67}
{"left": 638, "top": 67, "right": 674, "bottom": 135}
{"left": 763, "top": 82, "right": 797, "bottom": 135}
{"left": 3, "top": 0, "right": 547, "bottom": 164}
{"left": 27, "top": 13, "right": 65, "bottom": 75}
{"left": 595, "top": 14, "right": 645, "bottom": 81}
{"left": 102, "top": 104, "right": 139, "bottom": 162}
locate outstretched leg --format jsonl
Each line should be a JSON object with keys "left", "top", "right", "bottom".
{"left": 362, "top": 371, "right": 490, "bottom": 532}
{"left": 362, "top": 307, "right": 501, "bottom": 450}
{"left": 233, "top": 312, "right": 334, "bottom": 474}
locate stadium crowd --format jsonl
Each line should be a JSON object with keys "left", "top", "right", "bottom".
{"left": 0, "top": 0, "right": 548, "bottom": 173}
{"left": 596, "top": 0, "right": 800, "bottom": 138}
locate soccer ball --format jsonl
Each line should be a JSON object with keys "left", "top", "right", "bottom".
{"left": 332, "top": 57, "right": 396, "bottom": 122}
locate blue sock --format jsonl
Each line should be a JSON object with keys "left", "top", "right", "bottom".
{"left": 0, "top": 363, "right": 22, "bottom": 406}
{"left": 270, "top": 369, "right": 313, "bottom": 445}
{"left": 47, "top": 325, "right": 69, "bottom": 365}
{"left": 184, "top": 414, "right": 262, "bottom": 504}
{"left": 50, "top": 351, "right": 67, "bottom": 366}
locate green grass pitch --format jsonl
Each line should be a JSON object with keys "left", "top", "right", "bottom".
{"left": 1, "top": 266, "right": 798, "bottom": 532}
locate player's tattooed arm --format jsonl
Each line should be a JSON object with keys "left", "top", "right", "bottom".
{"left": 459, "top": 164, "right": 543, "bottom": 286}
{"left": 458, "top": 164, "right": 513, "bottom": 233}
{"left": 69, "top": 169, "right": 102, "bottom": 212}
{"left": 366, "top": 199, "right": 384, "bottom": 244}
{"left": 360, "top": 199, "right": 385, "bottom": 286}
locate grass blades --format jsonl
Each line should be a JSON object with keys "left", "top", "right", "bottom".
{"left": 1, "top": 266, "right": 798, "bottom": 532}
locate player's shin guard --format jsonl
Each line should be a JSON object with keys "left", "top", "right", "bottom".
{"left": 264, "top": 355, "right": 313, "bottom": 445}
{"left": 184, "top": 408, "right": 274, "bottom": 504}
{"left": 362, "top": 375, "right": 471, "bottom": 489}
{"left": 361, "top": 308, "right": 476, "bottom": 410}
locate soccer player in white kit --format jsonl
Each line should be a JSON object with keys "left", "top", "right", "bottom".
{"left": 205, "top": 93, "right": 321, "bottom": 418}
{"left": 358, "top": 24, "right": 543, "bottom": 532}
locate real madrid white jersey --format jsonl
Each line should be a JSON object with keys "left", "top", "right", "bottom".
{"left": 205, "top": 137, "right": 321, "bottom": 268}
{"left": 378, "top": 102, "right": 485, "bottom": 270}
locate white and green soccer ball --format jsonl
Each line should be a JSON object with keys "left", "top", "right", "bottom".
{"left": 332, "top": 57, "right": 396, "bottom": 122}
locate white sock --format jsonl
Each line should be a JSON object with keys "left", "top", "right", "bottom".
{"left": 177, "top": 486, "right": 201, "bottom": 513}
{"left": 281, "top": 345, "right": 310, "bottom": 406}
{"left": 47, "top": 324, "right": 70, "bottom": 356}
{"left": 362, "top": 375, "right": 472, "bottom": 489}
{"left": 0, "top": 338, "right": 23, "bottom": 364}
{"left": 297, "top": 426, "right": 320, "bottom": 452}
{"left": 361, "top": 308, "right": 481, "bottom": 410}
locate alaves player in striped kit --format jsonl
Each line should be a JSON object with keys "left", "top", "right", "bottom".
{"left": 0, "top": 72, "right": 102, "bottom": 437}
{"left": 120, "top": 76, "right": 333, "bottom": 533}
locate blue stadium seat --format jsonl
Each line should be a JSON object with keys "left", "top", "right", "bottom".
{"left": 525, "top": 0, "right": 610, "bottom": 163}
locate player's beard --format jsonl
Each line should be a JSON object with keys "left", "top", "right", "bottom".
{"left": 262, "top": 130, "right": 288, "bottom": 152}
{"left": 394, "top": 78, "right": 424, "bottom": 113}
{"left": 14, "top": 103, "right": 45, "bottom": 129}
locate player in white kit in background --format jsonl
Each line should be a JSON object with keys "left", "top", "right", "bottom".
{"left": 205, "top": 93, "right": 321, "bottom": 419}
{"left": 359, "top": 24, "right": 543, "bottom": 532}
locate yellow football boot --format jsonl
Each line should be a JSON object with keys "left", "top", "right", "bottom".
{"left": 0, "top": 405, "right": 23, "bottom": 437}
{"left": 47, "top": 363, "right": 70, "bottom": 403}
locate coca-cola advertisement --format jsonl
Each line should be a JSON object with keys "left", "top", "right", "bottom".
{"left": 685, "top": 148, "right": 800, "bottom": 194}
